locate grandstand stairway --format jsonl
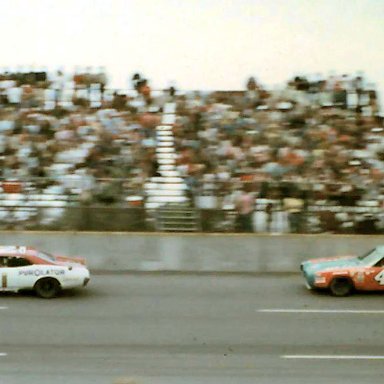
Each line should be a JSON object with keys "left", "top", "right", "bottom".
{"left": 145, "top": 102, "right": 201, "bottom": 232}
{"left": 155, "top": 204, "right": 201, "bottom": 232}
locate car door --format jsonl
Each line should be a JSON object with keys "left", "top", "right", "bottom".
{"left": 5, "top": 256, "right": 34, "bottom": 290}
{"left": 363, "top": 258, "right": 384, "bottom": 290}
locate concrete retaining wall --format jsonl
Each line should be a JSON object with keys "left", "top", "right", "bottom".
{"left": 1, "top": 232, "right": 384, "bottom": 273}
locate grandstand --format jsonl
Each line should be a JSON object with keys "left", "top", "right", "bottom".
{"left": 0, "top": 69, "right": 383, "bottom": 233}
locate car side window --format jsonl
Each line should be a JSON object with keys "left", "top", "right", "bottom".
{"left": 7, "top": 257, "right": 32, "bottom": 268}
{"left": 0, "top": 256, "right": 7, "bottom": 267}
{"left": 374, "top": 258, "right": 384, "bottom": 267}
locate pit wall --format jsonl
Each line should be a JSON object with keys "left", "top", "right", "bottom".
{"left": 2, "top": 232, "right": 384, "bottom": 273}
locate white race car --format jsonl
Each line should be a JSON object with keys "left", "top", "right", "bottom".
{"left": 0, "top": 246, "right": 90, "bottom": 298}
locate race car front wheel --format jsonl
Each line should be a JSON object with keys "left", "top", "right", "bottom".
{"left": 329, "top": 278, "right": 354, "bottom": 297}
{"left": 34, "top": 278, "right": 61, "bottom": 299}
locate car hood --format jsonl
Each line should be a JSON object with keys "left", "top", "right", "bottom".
{"left": 302, "top": 255, "right": 361, "bottom": 273}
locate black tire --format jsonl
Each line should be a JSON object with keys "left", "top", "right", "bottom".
{"left": 329, "top": 278, "right": 354, "bottom": 297}
{"left": 34, "top": 278, "right": 61, "bottom": 299}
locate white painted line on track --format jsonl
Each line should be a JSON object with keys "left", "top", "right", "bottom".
{"left": 0, "top": 353, "right": 7, "bottom": 357}
{"left": 258, "top": 309, "right": 384, "bottom": 314}
{"left": 282, "top": 355, "right": 384, "bottom": 360}
{"left": 0, "top": 306, "right": 8, "bottom": 310}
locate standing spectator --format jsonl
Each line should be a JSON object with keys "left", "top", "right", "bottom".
{"left": 132, "top": 73, "right": 142, "bottom": 91}
{"left": 53, "top": 69, "right": 65, "bottom": 106}
{"left": 283, "top": 194, "right": 304, "bottom": 233}
{"left": 97, "top": 66, "right": 107, "bottom": 101}
{"left": 235, "top": 185, "right": 255, "bottom": 232}
{"left": 138, "top": 79, "right": 152, "bottom": 106}
{"left": 265, "top": 202, "right": 273, "bottom": 232}
{"left": 353, "top": 75, "right": 364, "bottom": 107}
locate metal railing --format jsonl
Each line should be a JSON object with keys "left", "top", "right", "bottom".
{"left": 0, "top": 176, "right": 382, "bottom": 233}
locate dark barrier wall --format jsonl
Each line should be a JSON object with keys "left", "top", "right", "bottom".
{"left": 1, "top": 232, "right": 384, "bottom": 273}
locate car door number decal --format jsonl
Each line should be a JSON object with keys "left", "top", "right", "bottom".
{"left": 374, "top": 270, "right": 384, "bottom": 285}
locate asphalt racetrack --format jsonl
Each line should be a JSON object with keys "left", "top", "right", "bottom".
{"left": 0, "top": 274, "right": 384, "bottom": 384}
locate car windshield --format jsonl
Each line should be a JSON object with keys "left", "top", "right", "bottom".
{"left": 37, "top": 251, "right": 56, "bottom": 262}
{"left": 357, "top": 248, "right": 381, "bottom": 266}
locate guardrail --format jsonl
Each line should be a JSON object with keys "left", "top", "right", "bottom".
{"left": 0, "top": 203, "right": 381, "bottom": 234}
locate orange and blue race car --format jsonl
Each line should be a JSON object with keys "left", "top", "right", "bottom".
{"left": 301, "top": 246, "right": 384, "bottom": 296}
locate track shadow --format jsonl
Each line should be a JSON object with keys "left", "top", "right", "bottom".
{"left": 304, "top": 286, "right": 384, "bottom": 298}
{"left": 0, "top": 288, "right": 96, "bottom": 300}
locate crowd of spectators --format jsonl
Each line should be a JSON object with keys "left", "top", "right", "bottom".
{"left": 0, "top": 68, "right": 383, "bottom": 233}
{"left": 0, "top": 69, "right": 166, "bottom": 212}
{"left": 171, "top": 73, "right": 384, "bottom": 233}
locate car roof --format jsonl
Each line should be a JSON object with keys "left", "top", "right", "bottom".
{"left": 0, "top": 246, "right": 36, "bottom": 257}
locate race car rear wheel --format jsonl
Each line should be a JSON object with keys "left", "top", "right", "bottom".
{"left": 329, "top": 277, "right": 354, "bottom": 297}
{"left": 34, "top": 278, "right": 61, "bottom": 299}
